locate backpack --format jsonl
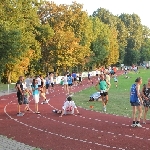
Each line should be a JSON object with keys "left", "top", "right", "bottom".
{"left": 130, "top": 84, "right": 138, "bottom": 103}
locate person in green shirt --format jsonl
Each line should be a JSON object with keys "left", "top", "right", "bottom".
{"left": 95, "top": 74, "right": 110, "bottom": 112}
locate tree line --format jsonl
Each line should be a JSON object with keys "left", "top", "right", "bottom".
{"left": 0, "top": 0, "right": 150, "bottom": 83}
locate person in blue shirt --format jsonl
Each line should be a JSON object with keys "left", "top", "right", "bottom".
{"left": 72, "top": 72, "right": 77, "bottom": 86}
{"left": 67, "top": 74, "right": 73, "bottom": 94}
{"left": 130, "top": 77, "right": 143, "bottom": 127}
{"left": 32, "top": 79, "right": 40, "bottom": 114}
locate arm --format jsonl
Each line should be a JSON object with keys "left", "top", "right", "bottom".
{"left": 136, "top": 84, "right": 143, "bottom": 103}
{"left": 106, "top": 80, "right": 111, "bottom": 89}
{"left": 75, "top": 108, "right": 80, "bottom": 114}
{"left": 141, "top": 85, "right": 148, "bottom": 100}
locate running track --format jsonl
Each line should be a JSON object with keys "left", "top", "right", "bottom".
{"left": 0, "top": 72, "right": 150, "bottom": 150}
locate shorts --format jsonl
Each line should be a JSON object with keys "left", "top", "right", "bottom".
{"left": 130, "top": 102, "right": 141, "bottom": 106}
{"left": 68, "top": 83, "right": 72, "bottom": 86}
{"left": 33, "top": 94, "right": 39, "bottom": 103}
{"left": 23, "top": 97, "right": 29, "bottom": 104}
{"left": 100, "top": 92, "right": 108, "bottom": 96}
{"left": 46, "top": 84, "right": 49, "bottom": 89}
{"left": 74, "top": 78, "right": 77, "bottom": 81}
{"left": 79, "top": 77, "right": 82, "bottom": 82}
{"left": 143, "top": 100, "right": 150, "bottom": 107}
{"left": 96, "top": 74, "right": 98, "bottom": 76}
{"left": 64, "top": 82, "right": 68, "bottom": 85}
{"left": 51, "top": 83, "right": 54, "bottom": 87}
{"left": 17, "top": 92, "right": 23, "bottom": 105}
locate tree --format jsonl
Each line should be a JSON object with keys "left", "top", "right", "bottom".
{"left": 92, "top": 8, "right": 125, "bottom": 64}
{"left": 38, "top": 1, "right": 93, "bottom": 72}
{"left": 0, "top": 0, "right": 41, "bottom": 82}
{"left": 119, "top": 13, "right": 143, "bottom": 65}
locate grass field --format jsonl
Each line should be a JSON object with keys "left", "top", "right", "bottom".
{"left": 73, "top": 68, "right": 150, "bottom": 118}
{"left": 0, "top": 83, "right": 15, "bottom": 92}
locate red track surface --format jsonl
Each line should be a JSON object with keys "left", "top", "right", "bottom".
{"left": 1, "top": 71, "right": 150, "bottom": 150}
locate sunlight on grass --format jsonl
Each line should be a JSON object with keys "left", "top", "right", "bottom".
{"left": 73, "top": 68, "right": 150, "bottom": 118}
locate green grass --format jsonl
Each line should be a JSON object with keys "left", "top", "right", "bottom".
{"left": 0, "top": 83, "right": 15, "bottom": 92}
{"left": 73, "top": 68, "right": 150, "bottom": 118}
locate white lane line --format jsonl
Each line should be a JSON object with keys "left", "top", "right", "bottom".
{"left": 4, "top": 101, "right": 127, "bottom": 150}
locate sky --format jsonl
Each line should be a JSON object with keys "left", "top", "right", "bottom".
{"left": 50, "top": 0, "right": 150, "bottom": 28}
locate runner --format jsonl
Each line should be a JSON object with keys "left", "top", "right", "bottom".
{"left": 95, "top": 74, "right": 110, "bottom": 112}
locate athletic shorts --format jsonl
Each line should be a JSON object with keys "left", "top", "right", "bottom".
{"left": 130, "top": 102, "right": 140, "bottom": 106}
{"left": 74, "top": 78, "right": 77, "bottom": 81}
{"left": 79, "top": 77, "right": 82, "bottom": 82}
{"left": 51, "top": 83, "right": 54, "bottom": 87}
{"left": 33, "top": 95, "right": 39, "bottom": 103}
{"left": 68, "top": 83, "right": 72, "bottom": 86}
{"left": 23, "top": 97, "right": 29, "bottom": 104}
{"left": 17, "top": 92, "right": 23, "bottom": 105}
{"left": 46, "top": 84, "right": 49, "bottom": 89}
{"left": 100, "top": 92, "right": 108, "bottom": 96}
{"left": 143, "top": 100, "right": 150, "bottom": 107}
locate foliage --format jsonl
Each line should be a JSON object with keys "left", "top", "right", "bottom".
{"left": 0, "top": 1, "right": 150, "bottom": 82}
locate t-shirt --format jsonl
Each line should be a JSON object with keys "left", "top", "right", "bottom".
{"left": 72, "top": 73, "right": 76, "bottom": 78}
{"left": 16, "top": 80, "right": 23, "bottom": 93}
{"left": 99, "top": 80, "right": 107, "bottom": 91}
{"left": 25, "top": 78, "right": 32, "bottom": 87}
{"left": 62, "top": 101, "right": 77, "bottom": 114}
{"left": 22, "top": 82, "right": 27, "bottom": 90}
{"left": 45, "top": 77, "right": 50, "bottom": 84}
{"left": 67, "top": 76, "right": 72, "bottom": 84}
{"left": 63, "top": 76, "right": 68, "bottom": 84}
{"left": 37, "top": 77, "right": 41, "bottom": 86}
{"left": 32, "top": 84, "right": 39, "bottom": 95}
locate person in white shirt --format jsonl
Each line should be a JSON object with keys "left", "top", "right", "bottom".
{"left": 25, "top": 75, "right": 32, "bottom": 92}
{"left": 37, "top": 76, "right": 41, "bottom": 87}
{"left": 63, "top": 73, "right": 69, "bottom": 95}
{"left": 52, "top": 96, "right": 80, "bottom": 117}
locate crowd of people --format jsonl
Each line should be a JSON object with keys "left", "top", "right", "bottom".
{"left": 14, "top": 65, "right": 150, "bottom": 128}
{"left": 15, "top": 72, "right": 83, "bottom": 117}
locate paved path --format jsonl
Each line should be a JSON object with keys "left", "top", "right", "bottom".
{"left": 1, "top": 72, "right": 150, "bottom": 150}
{"left": 0, "top": 135, "right": 39, "bottom": 150}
